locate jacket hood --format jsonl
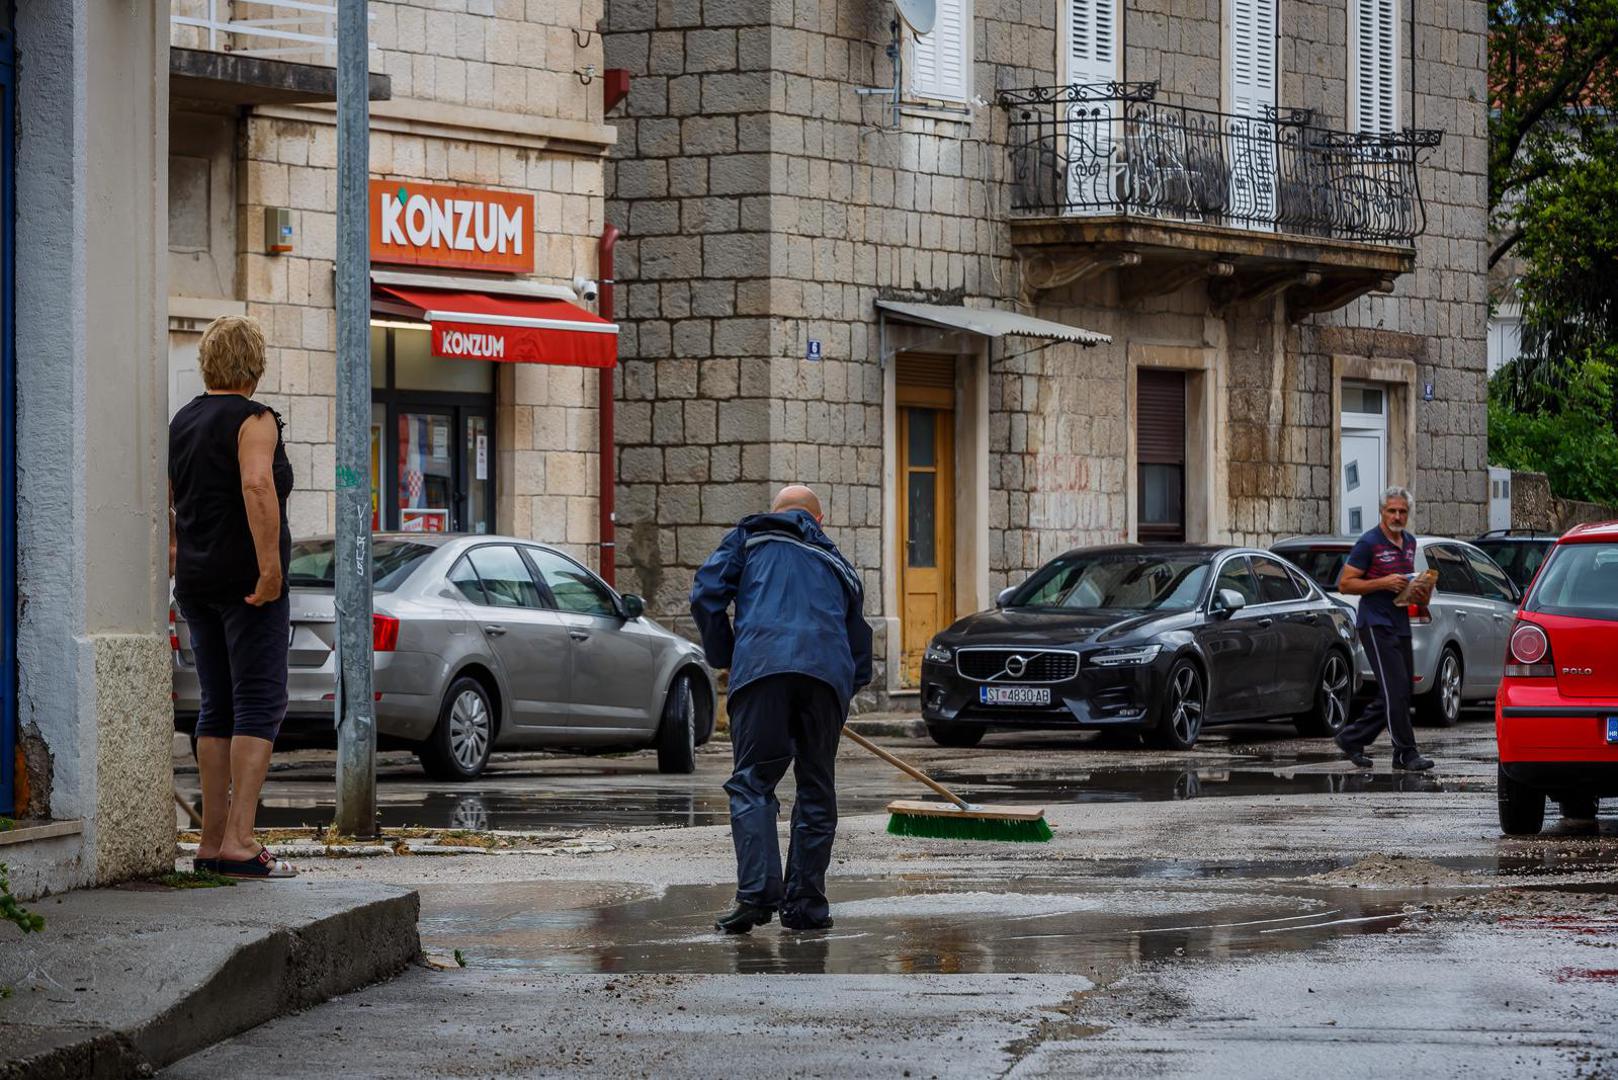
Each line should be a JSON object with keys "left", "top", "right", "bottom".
{"left": 734, "top": 509, "right": 863, "bottom": 601}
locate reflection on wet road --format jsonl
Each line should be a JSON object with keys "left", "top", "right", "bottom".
{"left": 417, "top": 871, "right": 1438, "bottom": 976}
{"left": 244, "top": 762, "right": 1475, "bottom": 832}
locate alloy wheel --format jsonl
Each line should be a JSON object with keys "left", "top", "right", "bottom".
{"left": 1321, "top": 654, "right": 1351, "bottom": 733}
{"left": 449, "top": 688, "right": 492, "bottom": 771}
{"left": 1169, "top": 665, "right": 1204, "bottom": 744}
{"left": 1439, "top": 653, "right": 1462, "bottom": 724}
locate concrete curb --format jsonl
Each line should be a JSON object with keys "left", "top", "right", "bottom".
{"left": 0, "top": 883, "right": 420, "bottom": 1079}
{"left": 846, "top": 715, "right": 927, "bottom": 739}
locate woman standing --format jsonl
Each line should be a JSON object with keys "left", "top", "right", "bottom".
{"left": 169, "top": 315, "right": 297, "bottom": 879}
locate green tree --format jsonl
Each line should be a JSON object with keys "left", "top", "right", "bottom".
{"left": 1489, "top": 354, "right": 1618, "bottom": 503}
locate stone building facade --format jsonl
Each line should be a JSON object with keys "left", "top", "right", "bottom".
{"left": 168, "top": 0, "right": 616, "bottom": 566}
{"left": 605, "top": 0, "right": 1489, "bottom": 703}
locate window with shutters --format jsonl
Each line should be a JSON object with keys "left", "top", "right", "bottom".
{"left": 1227, "top": 0, "right": 1278, "bottom": 226}
{"left": 1350, "top": 0, "right": 1398, "bottom": 133}
{"left": 1137, "top": 369, "right": 1187, "bottom": 543}
{"left": 908, "top": 0, "right": 971, "bottom": 103}
{"left": 1060, "top": 0, "right": 1121, "bottom": 213}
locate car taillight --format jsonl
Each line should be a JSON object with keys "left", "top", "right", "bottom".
{"left": 169, "top": 605, "right": 180, "bottom": 651}
{"left": 1408, "top": 604, "right": 1431, "bottom": 626}
{"left": 1506, "top": 621, "right": 1553, "bottom": 678}
{"left": 373, "top": 614, "right": 400, "bottom": 652}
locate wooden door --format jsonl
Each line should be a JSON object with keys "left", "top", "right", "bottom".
{"left": 898, "top": 356, "right": 956, "bottom": 688}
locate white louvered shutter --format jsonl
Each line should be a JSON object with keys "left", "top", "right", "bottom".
{"left": 1063, "top": 0, "right": 1117, "bottom": 87}
{"left": 1228, "top": 0, "right": 1278, "bottom": 226}
{"left": 1062, "top": 0, "right": 1120, "bottom": 214}
{"left": 910, "top": 0, "right": 970, "bottom": 103}
{"left": 1353, "top": 0, "right": 1399, "bottom": 133}
{"left": 1229, "top": 0, "right": 1277, "bottom": 120}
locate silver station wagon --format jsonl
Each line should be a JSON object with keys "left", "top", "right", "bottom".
{"left": 172, "top": 534, "right": 717, "bottom": 779}
{"left": 1271, "top": 535, "right": 1522, "bottom": 726}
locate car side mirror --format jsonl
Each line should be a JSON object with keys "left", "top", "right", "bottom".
{"left": 996, "top": 587, "right": 1018, "bottom": 608}
{"left": 620, "top": 593, "right": 645, "bottom": 620}
{"left": 1211, "top": 588, "right": 1246, "bottom": 618}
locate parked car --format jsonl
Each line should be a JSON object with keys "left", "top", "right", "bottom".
{"left": 1473, "top": 529, "right": 1557, "bottom": 592}
{"left": 1271, "top": 535, "right": 1521, "bottom": 727}
{"left": 919, "top": 545, "right": 1359, "bottom": 750}
{"left": 1495, "top": 521, "right": 1618, "bottom": 835}
{"left": 172, "top": 534, "right": 717, "bottom": 779}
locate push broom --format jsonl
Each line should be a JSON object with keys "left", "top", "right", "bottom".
{"left": 842, "top": 729, "right": 1052, "bottom": 842}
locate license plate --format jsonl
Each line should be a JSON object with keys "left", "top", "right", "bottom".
{"left": 1607, "top": 717, "right": 1618, "bottom": 745}
{"left": 979, "top": 686, "right": 1051, "bottom": 706}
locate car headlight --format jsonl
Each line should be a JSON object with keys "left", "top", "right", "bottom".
{"left": 923, "top": 643, "right": 953, "bottom": 664}
{"left": 1088, "top": 644, "right": 1162, "bottom": 667}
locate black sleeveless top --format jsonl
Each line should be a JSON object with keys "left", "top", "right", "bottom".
{"left": 169, "top": 394, "right": 295, "bottom": 604}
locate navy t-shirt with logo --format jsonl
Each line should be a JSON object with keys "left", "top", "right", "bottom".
{"left": 1344, "top": 527, "right": 1417, "bottom": 635}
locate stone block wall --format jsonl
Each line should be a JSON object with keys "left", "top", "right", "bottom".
{"left": 606, "top": 0, "right": 1488, "bottom": 685}
{"left": 219, "top": 0, "right": 611, "bottom": 554}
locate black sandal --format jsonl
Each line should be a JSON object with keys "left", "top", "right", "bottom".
{"left": 215, "top": 847, "right": 298, "bottom": 879}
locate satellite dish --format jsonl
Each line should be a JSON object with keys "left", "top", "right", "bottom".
{"left": 894, "top": 0, "right": 935, "bottom": 36}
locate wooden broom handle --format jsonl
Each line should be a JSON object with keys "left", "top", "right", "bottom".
{"left": 842, "top": 727, "right": 971, "bottom": 810}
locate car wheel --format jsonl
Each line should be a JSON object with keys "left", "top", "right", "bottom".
{"left": 1416, "top": 647, "right": 1463, "bottom": 728}
{"left": 1498, "top": 764, "right": 1546, "bottom": 836}
{"left": 1296, "top": 650, "right": 1353, "bottom": 738}
{"left": 1147, "top": 659, "right": 1204, "bottom": 750}
{"left": 1558, "top": 795, "right": 1599, "bottom": 821}
{"left": 926, "top": 721, "right": 986, "bottom": 748}
{"left": 656, "top": 674, "right": 698, "bottom": 774}
{"left": 418, "top": 676, "right": 495, "bottom": 781}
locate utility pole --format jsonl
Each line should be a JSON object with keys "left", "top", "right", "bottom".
{"left": 333, "top": 0, "right": 375, "bottom": 837}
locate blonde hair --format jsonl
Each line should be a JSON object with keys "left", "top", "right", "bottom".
{"left": 198, "top": 315, "right": 266, "bottom": 391}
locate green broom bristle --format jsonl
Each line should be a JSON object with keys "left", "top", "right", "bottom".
{"left": 886, "top": 810, "right": 1053, "bottom": 843}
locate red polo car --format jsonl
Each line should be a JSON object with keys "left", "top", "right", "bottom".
{"left": 1496, "top": 521, "right": 1618, "bottom": 835}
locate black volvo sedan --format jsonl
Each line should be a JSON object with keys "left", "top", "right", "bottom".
{"left": 920, "top": 545, "right": 1359, "bottom": 750}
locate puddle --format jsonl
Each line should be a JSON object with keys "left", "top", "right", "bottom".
{"left": 240, "top": 764, "right": 1472, "bottom": 833}
{"left": 417, "top": 873, "right": 1442, "bottom": 976}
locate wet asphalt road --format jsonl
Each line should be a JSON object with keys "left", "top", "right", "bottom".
{"left": 166, "top": 712, "right": 1618, "bottom": 1077}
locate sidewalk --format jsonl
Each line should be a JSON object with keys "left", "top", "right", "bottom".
{"left": 0, "top": 879, "right": 419, "bottom": 1079}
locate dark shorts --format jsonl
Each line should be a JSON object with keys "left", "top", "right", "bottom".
{"left": 178, "top": 593, "right": 290, "bottom": 742}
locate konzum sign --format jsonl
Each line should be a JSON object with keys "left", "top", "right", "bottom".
{"left": 369, "top": 180, "right": 535, "bottom": 274}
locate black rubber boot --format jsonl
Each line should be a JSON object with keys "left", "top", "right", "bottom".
{"left": 1394, "top": 752, "right": 1435, "bottom": 772}
{"left": 714, "top": 902, "right": 775, "bottom": 934}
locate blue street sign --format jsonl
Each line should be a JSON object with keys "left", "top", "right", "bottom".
{"left": 1423, "top": 382, "right": 1434, "bottom": 401}
{"left": 806, "top": 339, "right": 822, "bottom": 361}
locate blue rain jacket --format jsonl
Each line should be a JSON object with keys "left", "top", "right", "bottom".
{"left": 689, "top": 509, "right": 873, "bottom": 706}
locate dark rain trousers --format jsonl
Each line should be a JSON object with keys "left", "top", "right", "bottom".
{"left": 1338, "top": 625, "right": 1418, "bottom": 758}
{"left": 724, "top": 673, "right": 845, "bottom": 924}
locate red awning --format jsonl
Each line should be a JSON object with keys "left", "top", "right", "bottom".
{"left": 373, "top": 284, "right": 617, "bottom": 368}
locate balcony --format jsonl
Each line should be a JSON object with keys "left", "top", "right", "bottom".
{"left": 170, "top": 1, "right": 388, "bottom": 107}
{"left": 998, "top": 83, "right": 1442, "bottom": 316}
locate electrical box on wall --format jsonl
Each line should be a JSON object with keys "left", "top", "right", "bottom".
{"left": 264, "top": 207, "right": 293, "bottom": 254}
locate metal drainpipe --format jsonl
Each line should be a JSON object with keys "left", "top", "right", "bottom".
{"left": 598, "top": 223, "right": 619, "bottom": 586}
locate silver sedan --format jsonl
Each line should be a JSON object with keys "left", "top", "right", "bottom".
{"left": 1271, "top": 535, "right": 1522, "bottom": 726}
{"left": 172, "top": 534, "right": 717, "bottom": 779}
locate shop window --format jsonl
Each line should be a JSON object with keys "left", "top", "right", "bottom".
{"left": 370, "top": 324, "right": 495, "bottom": 534}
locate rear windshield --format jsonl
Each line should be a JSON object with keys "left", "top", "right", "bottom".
{"left": 1011, "top": 552, "right": 1211, "bottom": 612}
{"left": 287, "top": 539, "right": 435, "bottom": 592}
{"left": 1525, "top": 542, "right": 1618, "bottom": 622}
{"left": 1474, "top": 539, "right": 1551, "bottom": 589}
{"left": 1275, "top": 547, "right": 1349, "bottom": 591}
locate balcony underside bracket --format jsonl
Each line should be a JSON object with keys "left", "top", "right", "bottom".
{"left": 1287, "top": 274, "right": 1398, "bottom": 320}
{"left": 1018, "top": 250, "right": 1142, "bottom": 301}
{"left": 1120, "top": 258, "right": 1236, "bottom": 304}
{"left": 1210, "top": 268, "right": 1323, "bottom": 310}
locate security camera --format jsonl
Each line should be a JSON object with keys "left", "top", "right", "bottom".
{"left": 573, "top": 276, "right": 600, "bottom": 302}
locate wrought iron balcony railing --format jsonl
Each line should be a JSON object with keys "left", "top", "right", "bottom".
{"left": 999, "top": 83, "right": 1443, "bottom": 246}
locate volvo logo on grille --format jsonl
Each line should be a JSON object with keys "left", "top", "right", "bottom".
{"left": 1005, "top": 655, "right": 1028, "bottom": 677}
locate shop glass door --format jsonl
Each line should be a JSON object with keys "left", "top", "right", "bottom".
{"left": 464, "top": 412, "right": 492, "bottom": 534}
{"left": 397, "top": 408, "right": 456, "bottom": 533}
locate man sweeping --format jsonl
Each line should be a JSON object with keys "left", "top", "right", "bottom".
{"left": 691, "top": 485, "right": 873, "bottom": 934}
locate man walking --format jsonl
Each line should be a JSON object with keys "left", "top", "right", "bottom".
{"left": 1335, "top": 485, "right": 1435, "bottom": 772}
{"left": 691, "top": 485, "right": 873, "bottom": 934}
